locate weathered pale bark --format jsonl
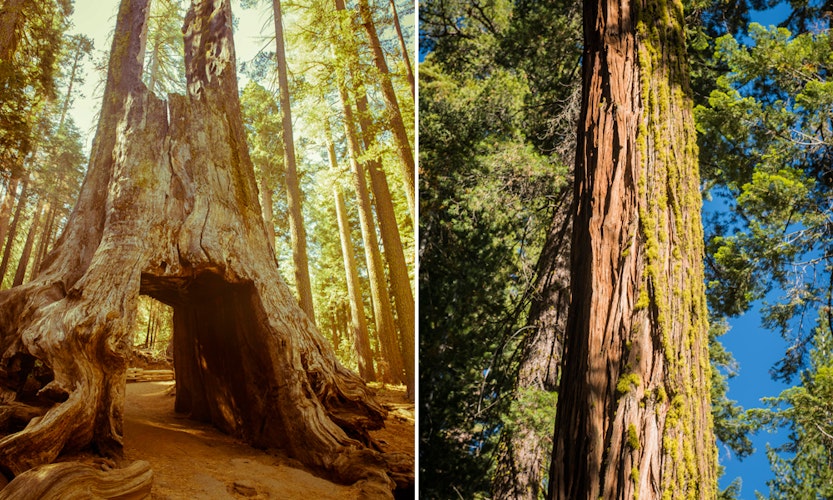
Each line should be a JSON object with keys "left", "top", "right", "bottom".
{"left": 0, "top": 175, "right": 27, "bottom": 285}
{"left": 353, "top": 87, "right": 414, "bottom": 400}
{"left": 0, "top": 0, "right": 412, "bottom": 495}
{"left": 388, "top": 0, "right": 414, "bottom": 99}
{"left": 335, "top": 76, "right": 405, "bottom": 386}
{"left": 0, "top": 459, "right": 153, "bottom": 499}
{"left": 326, "top": 122, "right": 375, "bottom": 381}
{"left": 492, "top": 189, "right": 571, "bottom": 500}
{"left": 11, "top": 198, "right": 43, "bottom": 287}
{"left": 354, "top": 0, "right": 415, "bottom": 219}
{"left": 548, "top": 0, "right": 716, "bottom": 498}
{"left": 272, "top": 0, "right": 315, "bottom": 325}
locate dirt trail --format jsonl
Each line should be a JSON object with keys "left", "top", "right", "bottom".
{"left": 122, "top": 381, "right": 414, "bottom": 499}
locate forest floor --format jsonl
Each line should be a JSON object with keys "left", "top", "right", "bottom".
{"left": 122, "top": 380, "right": 414, "bottom": 499}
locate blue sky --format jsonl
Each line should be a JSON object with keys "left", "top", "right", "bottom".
{"left": 710, "top": 4, "right": 801, "bottom": 498}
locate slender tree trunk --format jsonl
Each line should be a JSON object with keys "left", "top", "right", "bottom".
{"left": 59, "top": 40, "right": 86, "bottom": 129}
{"left": 328, "top": 309, "right": 334, "bottom": 347}
{"left": 12, "top": 198, "right": 44, "bottom": 287}
{"left": 388, "top": 0, "right": 414, "bottom": 99}
{"left": 326, "top": 123, "right": 375, "bottom": 381}
{"left": 149, "top": 304, "right": 157, "bottom": 348}
{"left": 147, "top": 36, "right": 162, "bottom": 94}
{"left": 335, "top": 76, "right": 405, "bottom": 386}
{"left": 144, "top": 299, "right": 156, "bottom": 348}
{"left": 0, "top": 176, "right": 20, "bottom": 255}
{"left": 548, "top": 0, "right": 716, "bottom": 498}
{"left": 352, "top": 88, "right": 414, "bottom": 399}
{"left": 272, "top": 0, "right": 315, "bottom": 324}
{"left": 0, "top": 175, "right": 28, "bottom": 286}
{"left": 259, "top": 167, "right": 276, "bottom": 249}
{"left": 352, "top": 0, "right": 415, "bottom": 218}
{"left": 31, "top": 201, "right": 56, "bottom": 278}
{"left": 492, "top": 189, "right": 572, "bottom": 499}
{"left": 0, "top": 0, "right": 412, "bottom": 495}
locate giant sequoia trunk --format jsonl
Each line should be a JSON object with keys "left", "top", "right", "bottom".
{"left": 0, "top": 0, "right": 411, "bottom": 496}
{"left": 492, "top": 189, "right": 572, "bottom": 500}
{"left": 548, "top": 0, "right": 716, "bottom": 498}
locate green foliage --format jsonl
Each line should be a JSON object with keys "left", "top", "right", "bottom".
{"left": 239, "top": 0, "right": 414, "bottom": 371}
{"left": 748, "top": 320, "right": 833, "bottom": 499}
{"left": 500, "top": 387, "right": 558, "bottom": 445}
{"left": 709, "top": 319, "right": 755, "bottom": 459}
{"left": 132, "top": 296, "right": 174, "bottom": 356}
{"left": 143, "top": 0, "right": 185, "bottom": 96}
{"left": 718, "top": 477, "right": 742, "bottom": 500}
{"left": 420, "top": 58, "right": 568, "bottom": 497}
{"left": 1, "top": 107, "right": 86, "bottom": 289}
{"left": 419, "top": 0, "right": 578, "bottom": 495}
{"left": 239, "top": 81, "right": 292, "bottom": 277}
{"left": 696, "top": 23, "right": 833, "bottom": 380}
{"left": 692, "top": 9, "right": 833, "bottom": 495}
{"left": 0, "top": 0, "right": 71, "bottom": 174}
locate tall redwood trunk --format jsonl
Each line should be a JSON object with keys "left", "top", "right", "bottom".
{"left": 492, "top": 189, "right": 572, "bottom": 499}
{"left": 548, "top": 0, "right": 716, "bottom": 498}
{"left": 0, "top": 0, "right": 411, "bottom": 495}
{"left": 326, "top": 122, "right": 375, "bottom": 381}
{"left": 272, "top": 0, "right": 315, "bottom": 324}
{"left": 353, "top": 87, "right": 414, "bottom": 399}
{"left": 354, "top": 0, "right": 415, "bottom": 218}
{"left": 0, "top": 176, "right": 20, "bottom": 256}
{"left": 0, "top": 175, "right": 28, "bottom": 285}
{"left": 12, "top": 198, "right": 44, "bottom": 287}
{"left": 58, "top": 37, "right": 91, "bottom": 129}
{"left": 388, "top": 0, "right": 414, "bottom": 99}
{"left": 31, "top": 201, "right": 56, "bottom": 277}
{"left": 335, "top": 77, "right": 405, "bottom": 386}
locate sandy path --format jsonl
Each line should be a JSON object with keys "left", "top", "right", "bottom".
{"left": 123, "top": 381, "right": 411, "bottom": 499}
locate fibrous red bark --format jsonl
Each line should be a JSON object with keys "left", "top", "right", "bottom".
{"left": 0, "top": 0, "right": 412, "bottom": 496}
{"left": 548, "top": 0, "right": 716, "bottom": 498}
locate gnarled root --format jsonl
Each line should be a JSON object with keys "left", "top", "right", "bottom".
{"left": 0, "top": 459, "right": 152, "bottom": 500}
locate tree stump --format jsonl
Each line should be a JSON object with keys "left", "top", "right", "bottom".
{"left": 0, "top": 0, "right": 411, "bottom": 496}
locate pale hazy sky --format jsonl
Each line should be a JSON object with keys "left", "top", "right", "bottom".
{"left": 66, "top": 0, "right": 275, "bottom": 151}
